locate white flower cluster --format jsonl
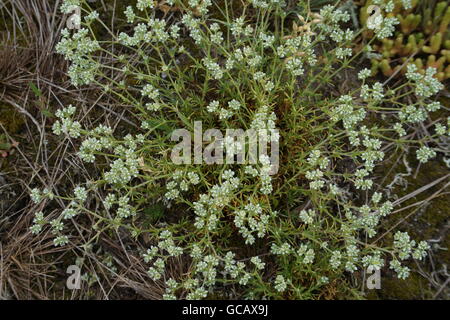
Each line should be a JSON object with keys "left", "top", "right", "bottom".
{"left": 230, "top": 17, "right": 254, "bottom": 39}
{"left": 401, "top": 0, "right": 412, "bottom": 10}
{"left": 30, "top": 211, "right": 46, "bottom": 235}
{"left": 52, "top": 105, "right": 82, "bottom": 138}
{"left": 162, "top": 245, "right": 266, "bottom": 299}
{"left": 362, "top": 252, "right": 384, "bottom": 270}
{"left": 342, "top": 198, "right": 393, "bottom": 238}
{"left": 329, "top": 250, "right": 342, "bottom": 269}
{"left": 192, "top": 170, "right": 240, "bottom": 231}
{"left": 207, "top": 99, "right": 242, "bottom": 120}
{"left": 305, "top": 169, "right": 325, "bottom": 191}
{"left": 360, "top": 82, "right": 384, "bottom": 102}
{"left": 277, "top": 35, "right": 316, "bottom": 74}
{"left": 247, "top": 106, "right": 279, "bottom": 193}
{"left": 270, "top": 242, "right": 292, "bottom": 256}
{"left": 285, "top": 57, "right": 305, "bottom": 76}
{"left": 143, "top": 230, "right": 184, "bottom": 281}
{"left": 203, "top": 57, "right": 224, "bottom": 80}
{"left": 297, "top": 244, "right": 315, "bottom": 264}
{"left": 399, "top": 105, "right": 427, "bottom": 124}
{"left": 229, "top": 46, "right": 263, "bottom": 71}
{"left": 331, "top": 95, "right": 366, "bottom": 130}
{"left": 188, "top": 0, "right": 212, "bottom": 15}
{"left": 234, "top": 202, "right": 272, "bottom": 244}
{"left": 393, "top": 231, "right": 430, "bottom": 264}
{"left": 299, "top": 209, "right": 316, "bottom": 225}
{"left": 261, "top": 155, "right": 276, "bottom": 194}
{"left": 250, "top": 0, "right": 285, "bottom": 9}
{"left": 251, "top": 105, "right": 277, "bottom": 132}
{"left": 180, "top": 13, "right": 203, "bottom": 44}
{"left": 335, "top": 47, "right": 353, "bottom": 60}
{"left": 274, "top": 274, "right": 287, "bottom": 292}
{"left": 104, "top": 156, "right": 139, "bottom": 185}
{"left": 124, "top": 6, "right": 136, "bottom": 23}
{"left": 53, "top": 235, "right": 70, "bottom": 246}
{"left": 209, "top": 23, "right": 223, "bottom": 45}
{"left": 434, "top": 123, "right": 447, "bottom": 136}
{"left": 77, "top": 133, "right": 141, "bottom": 186}
{"left": 406, "top": 65, "right": 444, "bottom": 98}
{"left": 85, "top": 11, "right": 99, "bottom": 23}
{"left": 73, "top": 186, "right": 87, "bottom": 203}
{"left": 116, "top": 196, "right": 137, "bottom": 219}
{"left": 358, "top": 68, "right": 372, "bottom": 80}
{"left": 60, "top": 0, "right": 80, "bottom": 14}
{"left": 30, "top": 188, "right": 54, "bottom": 204}
{"left": 316, "top": 5, "right": 350, "bottom": 35}
{"left": 394, "top": 231, "right": 414, "bottom": 260}
{"left": 29, "top": 185, "right": 90, "bottom": 243}
{"left": 355, "top": 206, "right": 378, "bottom": 237}
{"left": 344, "top": 244, "right": 360, "bottom": 272}
{"left": 78, "top": 139, "right": 102, "bottom": 162}
{"left": 306, "top": 150, "right": 331, "bottom": 191}
{"left": 142, "top": 83, "right": 159, "bottom": 100}
{"left": 223, "top": 252, "right": 252, "bottom": 285}
{"left": 367, "top": 12, "right": 383, "bottom": 30}
{"left": 99, "top": 193, "right": 137, "bottom": 219}
{"left": 330, "top": 28, "right": 355, "bottom": 44}
{"left": 165, "top": 170, "right": 201, "bottom": 200}
{"left": 366, "top": 6, "right": 399, "bottom": 40}
{"left": 56, "top": 28, "right": 100, "bottom": 86}
{"left": 416, "top": 146, "right": 436, "bottom": 164}
{"left": 136, "top": 0, "right": 155, "bottom": 11}
{"left": 252, "top": 71, "right": 275, "bottom": 92}
{"left": 389, "top": 259, "right": 410, "bottom": 279}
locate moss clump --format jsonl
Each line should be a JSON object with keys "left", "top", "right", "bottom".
{"left": 0, "top": 104, "right": 24, "bottom": 134}
{"left": 368, "top": 271, "right": 429, "bottom": 299}
{"left": 371, "top": 146, "right": 449, "bottom": 299}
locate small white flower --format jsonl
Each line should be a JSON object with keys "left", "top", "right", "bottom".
{"left": 416, "top": 146, "right": 436, "bottom": 164}
{"left": 274, "top": 275, "right": 287, "bottom": 292}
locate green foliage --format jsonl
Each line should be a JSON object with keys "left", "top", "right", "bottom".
{"left": 27, "top": 0, "right": 449, "bottom": 300}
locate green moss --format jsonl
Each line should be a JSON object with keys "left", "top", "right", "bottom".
{"left": 372, "top": 272, "right": 429, "bottom": 299}
{"left": 371, "top": 138, "right": 449, "bottom": 299}
{"left": 0, "top": 104, "right": 24, "bottom": 134}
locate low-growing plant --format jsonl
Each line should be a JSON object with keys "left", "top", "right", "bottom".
{"left": 29, "top": 0, "right": 448, "bottom": 299}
